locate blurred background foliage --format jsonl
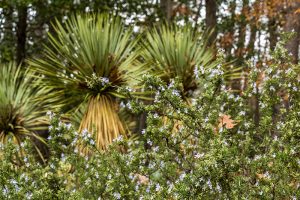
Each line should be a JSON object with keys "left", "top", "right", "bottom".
{"left": 1, "top": 0, "right": 300, "bottom": 66}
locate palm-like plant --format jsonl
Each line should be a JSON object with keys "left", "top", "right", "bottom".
{"left": 29, "top": 14, "right": 144, "bottom": 150}
{"left": 0, "top": 63, "right": 48, "bottom": 151}
{"left": 142, "top": 24, "right": 241, "bottom": 133}
{"left": 142, "top": 24, "right": 220, "bottom": 99}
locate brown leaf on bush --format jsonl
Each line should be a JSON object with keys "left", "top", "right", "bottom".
{"left": 218, "top": 114, "right": 236, "bottom": 129}
{"left": 288, "top": 180, "right": 299, "bottom": 188}
{"left": 256, "top": 173, "right": 265, "bottom": 179}
{"left": 135, "top": 174, "right": 149, "bottom": 185}
{"left": 295, "top": 8, "right": 300, "bottom": 14}
{"left": 267, "top": 162, "right": 273, "bottom": 167}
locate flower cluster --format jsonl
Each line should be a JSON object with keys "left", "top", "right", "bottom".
{"left": 86, "top": 73, "right": 110, "bottom": 91}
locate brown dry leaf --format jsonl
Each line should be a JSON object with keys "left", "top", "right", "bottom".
{"left": 267, "top": 162, "right": 273, "bottom": 167}
{"left": 256, "top": 173, "right": 265, "bottom": 179}
{"left": 135, "top": 174, "right": 149, "bottom": 185}
{"left": 218, "top": 114, "right": 236, "bottom": 129}
{"left": 288, "top": 180, "right": 299, "bottom": 188}
{"left": 256, "top": 71, "right": 265, "bottom": 87}
{"left": 295, "top": 8, "right": 300, "bottom": 14}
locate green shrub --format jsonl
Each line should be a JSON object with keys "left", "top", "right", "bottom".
{"left": 0, "top": 43, "right": 299, "bottom": 199}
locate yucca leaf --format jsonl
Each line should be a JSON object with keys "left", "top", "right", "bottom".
{"left": 29, "top": 14, "right": 144, "bottom": 150}
{"left": 141, "top": 24, "right": 219, "bottom": 98}
{"left": 0, "top": 63, "right": 49, "bottom": 159}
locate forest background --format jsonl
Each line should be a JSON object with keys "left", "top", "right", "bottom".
{"left": 2, "top": 0, "right": 300, "bottom": 66}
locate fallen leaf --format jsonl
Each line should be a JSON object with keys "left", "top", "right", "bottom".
{"left": 218, "top": 114, "right": 236, "bottom": 129}
{"left": 135, "top": 174, "right": 149, "bottom": 185}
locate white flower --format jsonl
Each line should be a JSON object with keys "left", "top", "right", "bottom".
{"left": 125, "top": 86, "right": 132, "bottom": 92}
{"left": 228, "top": 94, "right": 234, "bottom": 99}
{"left": 82, "top": 128, "right": 88, "bottom": 136}
{"left": 153, "top": 146, "right": 159, "bottom": 152}
{"left": 126, "top": 102, "right": 132, "bottom": 110}
{"left": 221, "top": 84, "right": 226, "bottom": 91}
{"left": 65, "top": 123, "right": 72, "bottom": 130}
{"left": 129, "top": 173, "right": 134, "bottom": 180}
{"left": 10, "top": 179, "right": 18, "bottom": 186}
{"left": 204, "top": 117, "right": 209, "bottom": 122}
{"left": 194, "top": 153, "right": 205, "bottom": 159}
{"left": 168, "top": 80, "right": 175, "bottom": 88}
{"left": 155, "top": 183, "right": 161, "bottom": 191}
{"left": 254, "top": 155, "right": 262, "bottom": 160}
{"left": 194, "top": 66, "right": 200, "bottom": 79}
{"left": 154, "top": 91, "right": 160, "bottom": 102}
{"left": 25, "top": 192, "right": 33, "bottom": 199}
{"left": 293, "top": 86, "right": 298, "bottom": 91}
{"left": 216, "top": 183, "right": 221, "bottom": 193}
{"left": 89, "top": 139, "right": 95, "bottom": 145}
{"left": 269, "top": 86, "right": 275, "bottom": 91}
{"left": 172, "top": 89, "right": 180, "bottom": 96}
{"left": 160, "top": 161, "right": 165, "bottom": 168}
{"left": 159, "top": 86, "right": 165, "bottom": 91}
{"left": 113, "top": 192, "right": 121, "bottom": 199}
{"left": 114, "top": 135, "right": 123, "bottom": 142}
{"left": 146, "top": 187, "right": 150, "bottom": 193}
{"left": 61, "top": 153, "right": 66, "bottom": 162}
{"left": 120, "top": 101, "right": 125, "bottom": 108}
{"left": 147, "top": 139, "right": 153, "bottom": 146}
{"left": 239, "top": 111, "right": 246, "bottom": 116}
{"left": 207, "top": 179, "right": 213, "bottom": 190}
{"left": 179, "top": 173, "right": 186, "bottom": 181}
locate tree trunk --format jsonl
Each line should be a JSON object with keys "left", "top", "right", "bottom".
{"left": 284, "top": 1, "right": 300, "bottom": 63}
{"left": 1, "top": 3, "right": 15, "bottom": 63}
{"left": 247, "top": 23, "right": 257, "bottom": 59}
{"left": 16, "top": 4, "right": 28, "bottom": 65}
{"left": 224, "top": 1, "right": 236, "bottom": 57}
{"left": 268, "top": 17, "right": 278, "bottom": 51}
{"left": 160, "top": 0, "right": 173, "bottom": 21}
{"left": 205, "top": 0, "right": 217, "bottom": 46}
{"left": 236, "top": 0, "right": 249, "bottom": 64}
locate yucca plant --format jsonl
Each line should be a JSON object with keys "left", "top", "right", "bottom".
{"left": 141, "top": 25, "right": 213, "bottom": 97}
{"left": 141, "top": 24, "right": 242, "bottom": 133}
{"left": 0, "top": 63, "right": 48, "bottom": 160}
{"left": 29, "top": 14, "right": 144, "bottom": 151}
{"left": 142, "top": 24, "right": 240, "bottom": 100}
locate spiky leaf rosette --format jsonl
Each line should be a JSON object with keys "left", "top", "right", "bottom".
{"left": 29, "top": 14, "right": 143, "bottom": 150}
{"left": 0, "top": 63, "right": 48, "bottom": 148}
{"left": 142, "top": 24, "right": 220, "bottom": 99}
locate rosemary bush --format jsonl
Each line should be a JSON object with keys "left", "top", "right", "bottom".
{"left": 1, "top": 44, "right": 299, "bottom": 199}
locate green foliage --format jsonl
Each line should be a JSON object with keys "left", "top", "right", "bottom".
{"left": 0, "top": 63, "right": 48, "bottom": 146}
{"left": 30, "top": 14, "right": 142, "bottom": 110}
{"left": 1, "top": 43, "right": 299, "bottom": 198}
{"left": 142, "top": 24, "right": 218, "bottom": 98}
